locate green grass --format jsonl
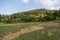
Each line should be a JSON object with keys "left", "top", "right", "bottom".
{"left": 0, "top": 22, "right": 40, "bottom": 34}
{"left": 12, "top": 21, "right": 60, "bottom": 40}
{"left": 12, "top": 30, "right": 58, "bottom": 40}
{"left": 0, "top": 20, "right": 60, "bottom": 40}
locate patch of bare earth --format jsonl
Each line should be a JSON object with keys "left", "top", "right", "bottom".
{"left": 1, "top": 25, "right": 44, "bottom": 40}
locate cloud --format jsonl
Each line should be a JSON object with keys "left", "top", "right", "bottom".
{"left": 50, "top": 7, "right": 60, "bottom": 10}
{"left": 22, "top": 0, "right": 29, "bottom": 3}
{"left": 21, "top": 0, "right": 60, "bottom": 9}
{"left": 33, "top": 0, "right": 60, "bottom": 10}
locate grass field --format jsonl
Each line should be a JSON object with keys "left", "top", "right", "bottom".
{"left": 12, "top": 21, "right": 60, "bottom": 40}
{"left": 0, "top": 20, "right": 60, "bottom": 40}
{"left": 0, "top": 22, "right": 40, "bottom": 34}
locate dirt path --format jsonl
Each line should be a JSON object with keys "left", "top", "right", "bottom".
{"left": 2, "top": 25, "right": 44, "bottom": 40}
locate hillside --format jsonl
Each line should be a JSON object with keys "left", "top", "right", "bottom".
{"left": 0, "top": 9, "right": 60, "bottom": 23}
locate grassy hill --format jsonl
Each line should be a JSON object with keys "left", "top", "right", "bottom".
{"left": 0, "top": 9, "right": 60, "bottom": 23}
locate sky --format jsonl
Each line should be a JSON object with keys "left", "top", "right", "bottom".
{"left": 0, "top": 0, "right": 60, "bottom": 15}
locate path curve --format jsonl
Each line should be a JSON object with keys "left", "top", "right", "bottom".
{"left": 2, "top": 26, "right": 44, "bottom": 40}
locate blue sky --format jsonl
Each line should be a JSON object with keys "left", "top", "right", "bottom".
{"left": 0, "top": 0, "right": 60, "bottom": 15}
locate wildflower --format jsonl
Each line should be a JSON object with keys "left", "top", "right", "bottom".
{"left": 48, "top": 32, "right": 53, "bottom": 37}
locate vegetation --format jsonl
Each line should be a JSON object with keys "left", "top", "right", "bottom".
{"left": 0, "top": 20, "right": 60, "bottom": 40}
{"left": 12, "top": 21, "right": 60, "bottom": 40}
{"left": 0, "top": 9, "right": 60, "bottom": 23}
{"left": 0, "top": 22, "right": 39, "bottom": 34}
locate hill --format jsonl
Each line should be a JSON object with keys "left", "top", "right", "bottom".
{"left": 0, "top": 9, "right": 60, "bottom": 23}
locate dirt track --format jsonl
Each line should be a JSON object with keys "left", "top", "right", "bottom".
{"left": 2, "top": 25, "right": 44, "bottom": 40}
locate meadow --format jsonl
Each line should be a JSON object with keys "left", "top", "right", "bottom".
{"left": 0, "top": 20, "right": 60, "bottom": 40}
{"left": 12, "top": 20, "right": 60, "bottom": 40}
{"left": 0, "top": 22, "right": 40, "bottom": 34}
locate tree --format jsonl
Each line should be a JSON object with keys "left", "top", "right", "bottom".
{"left": 0, "top": 14, "right": 1, "bottom": 22}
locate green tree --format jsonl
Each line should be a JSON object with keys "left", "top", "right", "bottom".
{"left": 0, "top": 14, "right": 1, "bottom": 22}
